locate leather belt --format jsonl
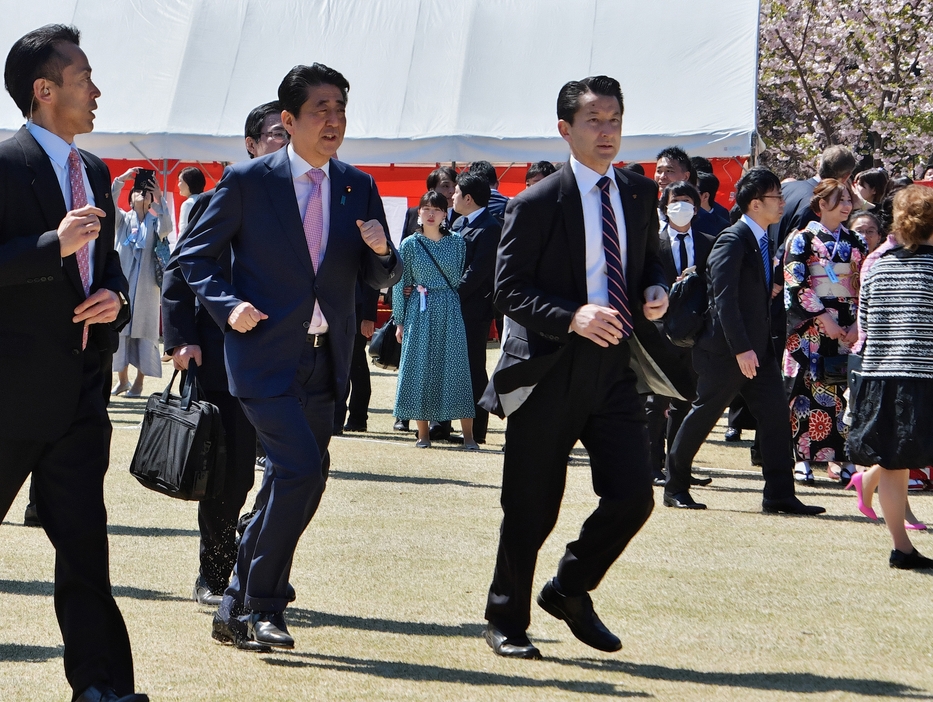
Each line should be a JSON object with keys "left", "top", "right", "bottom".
{"left": 307, "top": 332, "right": 328, "bottom": 348}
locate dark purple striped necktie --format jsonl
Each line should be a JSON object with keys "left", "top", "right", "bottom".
{"left": 597, "top": 176, "right": 633, "bottom": 337}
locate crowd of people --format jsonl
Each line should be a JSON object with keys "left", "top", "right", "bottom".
{"left": 2, "top": 21, "right": 933, "bottom": 702}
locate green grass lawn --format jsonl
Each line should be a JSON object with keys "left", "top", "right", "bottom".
{"left": 1, "top": 352, "right": 931, "bottom": 701}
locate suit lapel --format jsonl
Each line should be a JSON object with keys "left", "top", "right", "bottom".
{"left": 16, "top": 129, "right": 87, "bottom": 295}
{"left": 320, "top": 158, "right": 349, "bottom": 278}
{"left": 658, "top": 229, "right": 677, "bottom": 283}
{"left": 557, "top": 165, "right": 587, "bottom": 302}
{"left": 735, "top": 221, "right": 769, "bottom": 294}
{"left": 614, "top": 168, "right": 642, "bottom": 293}
{"left": 263, "top": 150, "right": 315, "bottom": 279}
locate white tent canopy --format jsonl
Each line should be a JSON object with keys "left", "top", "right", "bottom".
{"left": 0, "top": 0, "right": 760, "bottom": 164}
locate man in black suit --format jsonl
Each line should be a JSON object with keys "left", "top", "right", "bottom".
{"left": 0, "top": 25, "right": 146, "bottom": 702}
{"left": 696, "top": 171, "right": 731, "bottom": 234}
{"left": 335, "top": 276, "right": 379, "bottom": 432}
{"left": 451, "top": 170, "right": 502, "bottom": 444}
{"left": 663, "top": 168, "right": 824, "bottom": 516}
{"left": 481, "top": 75, "right": 669, "bottom": 659}
{"left": 778, "top": 145, "right": 857, "bottom": 242}
{"left": 161, "top": 101, "right": 287, "bottom": 614}
{"left": 468, "top": 160, "right": 509, "bottom": 224}
{"left": 645, "top": 182, "right": 716, "bottom": 486}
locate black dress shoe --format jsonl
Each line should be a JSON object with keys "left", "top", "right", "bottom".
{"left": 74, "top": 683, "right": 149, "bottom": 702}
{"left": 890, "top": 548, "right": 933, "bottom": 570}
{"left": 536, "top": 579, "right": 622, "bottom": 652}
{"left": 23, "top": 504, "right": 41, "bottom": 528}
{"left": 690, "top": 476, "right": 713, "bottom": 487}
{"left": 429, "top": 423, "right": 451, "bottom": 441}
{"left": 651, "top": 471, "right": 667, "bottom": 487}
{"left": 484, "top": 622, "right": 541, "bottom": 659}
{"left": 343, "top": 420, "right": 367, "bottom": 432}
{"left": 193, "top": 575, "right": 223, "bottom": 607}
{"left": 394, "top": 418, "right": 410, "bottom": 431}
{"left": 211, "top": 611, "right": 271, "bottom": 652}
{"left": 663, "top": 491, "right": 707, "bottom": 509}
{"left": 762, "top": 496, "right": 825, "bottom": 516}
{"left": 248, "top": 611, "right": 294, "bottom": 649}
{"left": 724, "top": 427, "right": 742, "bottom": 442}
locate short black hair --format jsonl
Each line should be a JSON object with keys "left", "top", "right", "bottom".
{"left": 656, "top": 146, "right": 696, "bottom": 185}
{"left": 734, "top": 167, "right": 782, "bottom": 213}
{"left": 659, "top": 181, "right": 701, "bottom": 218}
{"left": 525, "top": 161, "right": 557, "bottom": 183}
{"left": 622, "top": 162, "right": 645, "bottom": 176}
{"left": 557, "top": 75, "right": 624, "bottom": 124}
{"left": 278, "top": 63, "right": 349, "bottom": 118}
{"left": 690, "top": 156, "right": 714, "bottom": 174}
{"left": 179, "top": 167, "right": 206, "bottom": 195}
{"left": 244, "top": 100, "right": 282, "bottom": 140}
{"left": 456, "top": 171, "right": 491, "bottom": 207}
{"left": 426, "top": 166, "right": 457, "bottom": 190}
{"left": 4, "top": 24, "right": 81, "bottom": 118}
{"left": 697, "top": 171, "right": 720, "bottom": 204}
{"left": 468, "top": 160, "right": 498, "bottom": 187}
{"left": 417, "top": 190, "right": 451, "bottom": 234}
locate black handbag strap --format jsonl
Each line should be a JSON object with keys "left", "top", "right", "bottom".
{"left": 159, "top": 362, "right": 202, "bottom": 411}
{"left": 415, "top": 236, "right": 457, "bottom": 291}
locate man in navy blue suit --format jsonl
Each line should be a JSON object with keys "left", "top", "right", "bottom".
{"left": 178, "top": 63, "right": 402, "bottom": 651}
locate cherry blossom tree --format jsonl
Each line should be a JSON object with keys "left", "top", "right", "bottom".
{"left": 758, "top": 0, "right": 933, "bottom": 178}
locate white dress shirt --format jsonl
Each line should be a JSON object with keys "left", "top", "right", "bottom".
{"left": 26, "top": 121, "right": 96, "bottom": 278}
{"left": 288, "top": 144, "right": 331, "bottom": 333}
{"left": 665, "top": 224, "right": 695, "bottom": 274}
{"left": 569, "top": 156, "right": 627, "bottom": 307}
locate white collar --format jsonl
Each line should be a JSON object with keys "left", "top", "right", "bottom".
{"left": 569, "top": 155, "right": 615, "bottom": 195}
{"left": 26, "top": 121, "right": 76, "bottom": 170}
{"left": 287, "top": 143, "right": 330, "bottom": 181}
{"left": 740, "top": 214, "right": 767, "bottom": 240}
{"left": 666, "top": 224, "right": 693, "bottom": 240}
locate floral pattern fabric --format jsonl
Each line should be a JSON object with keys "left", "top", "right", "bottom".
{"left": 783, "top": 222, "right": 867, "bottom": 461}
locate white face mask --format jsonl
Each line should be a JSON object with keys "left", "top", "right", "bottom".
{"left": 666, "top": 201, "right": 695, "bottom": 227}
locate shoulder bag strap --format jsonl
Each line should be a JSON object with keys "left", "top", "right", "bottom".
{"left": 414, "top": 237, "right": 457, "bottom": 291}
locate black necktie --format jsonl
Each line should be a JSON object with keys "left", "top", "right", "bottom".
{"left": 676, "top": 232, "right": 689, "bottom": 275}
{"left": 597, "top": 177, "right": 632, "bottom": 337}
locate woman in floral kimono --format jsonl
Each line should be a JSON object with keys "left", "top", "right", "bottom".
{"left": 783, "top": 179, "right": 867, "bottom": 484}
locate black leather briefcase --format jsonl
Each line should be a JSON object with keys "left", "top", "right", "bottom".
{"left": 129, "top": 363, "right": 226, "bottom": 501}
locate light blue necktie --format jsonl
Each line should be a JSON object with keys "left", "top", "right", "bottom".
{"left": 759, "top": 233, "right": 771, "bottom": 289}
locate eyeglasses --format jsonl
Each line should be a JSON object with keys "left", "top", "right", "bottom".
{"left": 260, "top": 129, "right": 289, "bottom": 141}
{"left": 760, "top": 195, "right": 784, "bottom": 201}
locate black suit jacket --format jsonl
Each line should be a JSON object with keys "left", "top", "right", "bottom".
{"left": 778, "top": 177, "right": 818, "bottom": 242}
{"left": 695, "top": 206, "right": 729, "bottom": 238}
{"left": 457, "top": 208, "right": 502, "bottom": 321}
{"left": 0, "top": 127, "right": 129, "bottom": 440}
{"left": 696, "top": 220, "right": 774, "bottom": 360}
{"left": 482, "top": 164, "right": 669, "bottom": 414}
{"left": 657, "top": 224, "right": 715, "bottom": 286}
{"left": 161, "top": 188, "right": 233, "bottom": 392}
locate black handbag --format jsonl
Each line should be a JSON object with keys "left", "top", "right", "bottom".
{"left": 819, "top": 355, "right": 849, "bottom": 385}
{"left": 663, "top": 271, "right": 708, "bottom": 348}
{"left": 129, "top": 363, "right": 227, "bottom": 501}
{"left": 369, "top": 317, "right": 401, "bottom": 370}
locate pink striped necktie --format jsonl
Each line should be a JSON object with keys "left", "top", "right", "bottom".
{"left": 67, "top": 149, "right": 91, "bottom": 349}
{"left": 303, "top": 168, "right": 325, "bottom": 271}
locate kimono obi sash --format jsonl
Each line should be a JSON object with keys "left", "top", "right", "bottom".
{"left": 807, "top": 262, "right": 857, "bottom": 298}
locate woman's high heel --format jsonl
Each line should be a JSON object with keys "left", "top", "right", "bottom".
{"left": 845, "top": 471, "right": 878, "bottom": 521}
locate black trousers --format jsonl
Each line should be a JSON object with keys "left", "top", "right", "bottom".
{"left": 0, "top": 353, "right": 134, "bottom": 697}
{"left": 223, "top": 340, "right": 334, "bottom": 615}
{"left": 646, "top": 394, "right": 692, "bottom": 475}
{"left": 462, "top": 314, "right": 491, "bottom": 442}
{"left": 335, "top": 330, "right": 372, "bottom": 428}
{"left": 666, "top": 347, "right": 795, "bottom": 499}
{"left": 197, "top": 388, "right": 257, "bottom": 592}
{"left": 485, "top": 339, "right": 654, "bottom": 637}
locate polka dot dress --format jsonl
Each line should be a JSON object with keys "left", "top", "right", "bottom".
{"left": 392, "top": 233, "right": 476, "bottom": 422}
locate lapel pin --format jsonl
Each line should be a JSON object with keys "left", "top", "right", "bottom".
{"left": 632, "top": 193, "right": 637, "bottom": 199}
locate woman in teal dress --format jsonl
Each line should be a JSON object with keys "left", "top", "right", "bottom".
{"left": 393, "top": 191, "right": 478, "bottom": 449}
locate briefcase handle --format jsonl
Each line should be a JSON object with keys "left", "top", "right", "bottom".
{"left": 160, "top": 362, "right": 203, "bottom": 411}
